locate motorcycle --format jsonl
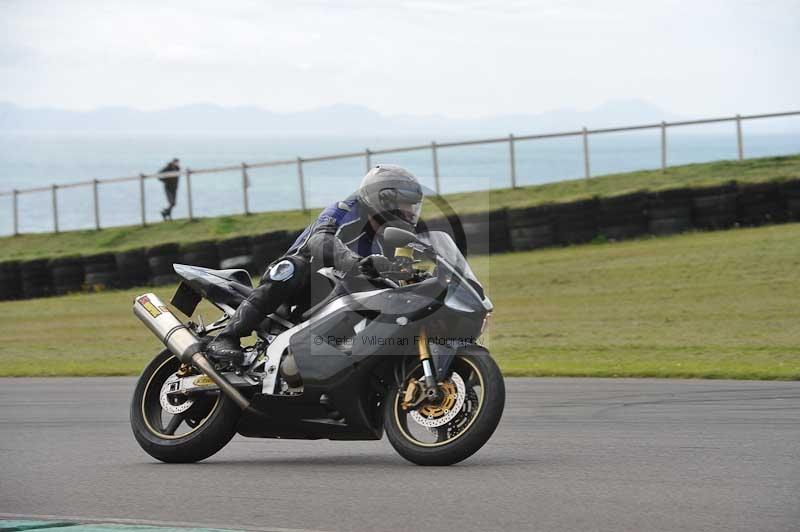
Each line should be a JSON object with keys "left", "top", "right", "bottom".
{"left": 130, "top": 227, "right": 505, "bottom": 466}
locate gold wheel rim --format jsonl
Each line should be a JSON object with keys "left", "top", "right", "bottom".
{"left": 141, "top": 355, "right": 220, "bottom": 440}
{"left": 393, "top": 357, "right": 485, "bottom": 448}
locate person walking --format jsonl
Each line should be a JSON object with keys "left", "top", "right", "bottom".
{"left": 158, "top": 158, "right": 181, "bottom": 221}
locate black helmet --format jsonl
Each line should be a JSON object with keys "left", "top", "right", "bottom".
{"left": 357, "top": 164, "right": 423, "bottom": 232}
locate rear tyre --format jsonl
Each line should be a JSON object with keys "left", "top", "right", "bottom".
{"left": 384, "top": 350, "right": 505, "bottom": 466}
{"left": 130, "top": 349, "right": 241, "bottom": 463}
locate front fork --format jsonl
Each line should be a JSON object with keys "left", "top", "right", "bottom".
{"left": 400, "top": 328, "right": 442, "bottom": 410}
{"left": 417, "top": 328, "right": 442, "bottom": 402}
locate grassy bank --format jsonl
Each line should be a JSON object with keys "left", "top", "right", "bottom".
{"left": 2, "top": 154, "right": 799, "bottom": 262}
{"left": 1, "top": 223, "right": 798, "bottom": 379}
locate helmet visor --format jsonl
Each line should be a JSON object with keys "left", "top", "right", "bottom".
{"left": 378, "top": 187, "right": 423, "bottom": 226}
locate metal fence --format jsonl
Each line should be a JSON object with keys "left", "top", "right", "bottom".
{"left": 2, "top": 110, "right": 799, "bottom": 235}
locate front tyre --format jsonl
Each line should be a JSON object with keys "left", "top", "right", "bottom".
{"left": 130, "top": 349, "right": 241, "bottom": 463}
{"left": 384, "top": 349, "right": 505, "bottom": 466}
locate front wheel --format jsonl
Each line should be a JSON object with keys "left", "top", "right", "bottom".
{"left": 130, "top": 349, "right": 241, "bottom": 463}
{"left": 384, "top": 349, "right": 505, "bottom": 466}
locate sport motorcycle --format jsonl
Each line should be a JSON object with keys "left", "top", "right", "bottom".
{"left": 130, "top": 227, "right": 505, "bottom": 466}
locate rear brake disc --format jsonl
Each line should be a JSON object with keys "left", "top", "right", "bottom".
{"left": 159, "top": 374, "right": 195, "bottom": 415}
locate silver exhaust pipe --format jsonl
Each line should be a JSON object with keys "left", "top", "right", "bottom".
{"left": 133, "top": 292, "right": 252, "bottom": 410}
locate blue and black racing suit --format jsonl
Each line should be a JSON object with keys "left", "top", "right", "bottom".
{"left": 219, "top": 197, "right": 382, "bottom": 337}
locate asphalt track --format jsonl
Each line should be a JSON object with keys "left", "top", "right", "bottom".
{"left": 1, "top": 377, "right": 798, "bottom": 532}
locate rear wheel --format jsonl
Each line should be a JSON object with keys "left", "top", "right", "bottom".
{"left": 130, "top": 350, "right": 241, "bottom": 463}
{"left": 384, "top": 351, "right": 505, "bottom": 466}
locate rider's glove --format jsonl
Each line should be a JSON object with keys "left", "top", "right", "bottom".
{"left": 358, "top": 254, "right": 396, "bottom": 278}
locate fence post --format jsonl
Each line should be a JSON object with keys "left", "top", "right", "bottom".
{"left": 92, "top": 179, "right": 100, "bottom": 230}
{"left": 51, "top": 184, "right": 59, "bottom": 233}
{"left": 660, "top": 121, "right": 667, "bottom": 172}
{"left": 582, "top": 127, "right": 591, "bottom": 179}
{"left": 736, "top": 114, "right": 744, "bottom": 161}
{"left": 185, "top": 169, "right": 194, "bottom": 221}
{"left": 241, "top": 163, "right": 250, "bottom": 215}
{"left": 139, "top": 173, "right": 146, "bottom": 227}
{"left": 509, "top": 133, "right": 518, "bottom": 189}
{"left": 297, "top": 157, "right": 307, "bottom": 212}
{"left": 431, "top": 141, "right": 441, "bottom": 195}
{"left": 365, "top": 149, "right": 372, "bottom": 172}
{"left": 12, "top": 189, "right": 18, "bottom": 236}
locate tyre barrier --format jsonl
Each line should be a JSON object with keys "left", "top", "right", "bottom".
{"left": 50, "top": 256, "right": 85, "bottom": 295}
{"left": 458, "top": 210, "right": 511, "bottom": 256}
{"left": 416, "top": 215, "right": 469, "bottom": 254}
{"left": 147, "top": 243, "right": 180, "bottom": 286}
{"left": 180, "top": 240, "right": 219, "bottom": 270}
{"left": 783, "top": 179, "right": 800, "bottom": 220}
{"left": 488, "top": 209, "right": 512, "bottom": 254}
{"left": 83, "top": 253, "right": 119, "bottom": 291}
{"left": 0, "top": 261, "right": 20, "bottom": 301}
{"left": 5, "top": 178, "right": 800, "bottom": 302}
{"left": 217, "top": 236, "right": 254, "bottom": 273}
{"left": 737, "top": 182, "right": 786, "bottom": 226}
{"left": 553, "top": 199, "right": 599, "bottom": 245}
{"left": 692, "top": 182, "right": 738, "bottom": 230}
{"left": 597, "top": 192, "right": 649, "bottom": 241}
{"left": 251, "top": 231, "right": 291, "bottom": 276}
{"left": 20, "top": 258, "right": 52, "bottom": 299}
{"left": 646, "top": 187, "right": 694, "bottom": 236}
{"left": 507, "top": 205, "right": 556, "bottom": 251}
{"left": 115, "top": 248, "right": 149, "bottom": 288}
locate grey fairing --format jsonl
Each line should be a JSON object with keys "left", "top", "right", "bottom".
{"left": 357, "top": 278, "right": 443, "bottom": 319}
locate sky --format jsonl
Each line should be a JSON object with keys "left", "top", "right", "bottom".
{"left": 1, "top": 0, "right": 798, "bottom": 118}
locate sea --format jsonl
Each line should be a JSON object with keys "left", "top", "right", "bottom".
{"left": 0, "top": 127, "right": 798, "bottom": 236}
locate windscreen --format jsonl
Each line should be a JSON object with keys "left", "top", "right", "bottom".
{"left": 416, "top": 230, "right": 479, "bottom": 285}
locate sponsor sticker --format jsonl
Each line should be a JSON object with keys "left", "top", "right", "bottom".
{"left": 137, "top": 295, "right": 163, "bottom": 318}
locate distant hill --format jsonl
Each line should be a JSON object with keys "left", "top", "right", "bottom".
{"left": 0, "top": 99, "right": 685, "bottom": 136}
{"left": 0, "top": 99, "right": 793, "bottom": 136}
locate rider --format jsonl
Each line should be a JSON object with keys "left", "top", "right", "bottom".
{"left": 206, "top": 164, "right": 424, "bottom": 364}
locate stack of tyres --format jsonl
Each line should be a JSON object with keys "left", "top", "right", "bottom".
{"left": 180, "top": 240, "right": 219, "bottom": 269}
{"left": 20, "top": 259, "right": 52, "bottom": 299}
{"left": 115, "top": 248, "right": 149, "bottom": 288}
{"left": 487, "top": 209, "right": 512, "bottom": 254}
{"left": 417, "top": 216, "right": 465, "bottom": 252}
{"left": 250, "top": 231, "right": 290, "bottom": 276}
{"left": 507, "top": 204, "right": 555, "bottom": 252}
{"left": 447, "top": 215, "right": 468, "bottom": 254}
{"left": 417, "top": 216, "right": 454, "bottom": 236}
{"left": 147, "top": 243, "right": 180, "bottom": 285}
{"left": 692, "top": 182, "right": 738, "bottom": 230}
{"left": 83, "top": 253, "right": 119, "bottom": 291}
{"left": 457, "top": 209, "right": 511, "bottom": 256}
{"left": 782, "top": 179, "right": 800, "bottom": 220}
{"left": 553, "top": 199, "right": 598, "bottom": 245}
{"left": 647, "top": 188, "right": 694, "bottom": 236}
{"left": 737, "top": 182, "right": 786, "bottom": 226}
{"left": 0, "top": 262, "right": 21, "bottom": 301}
{"left": 49, "top": 256, "right": 84, "bottom": 295}
{"left": 597, "top": 192, "right": 649, "bottom": 241}
{"left": 217, "top": 236, "right": 254, "bottom": 273}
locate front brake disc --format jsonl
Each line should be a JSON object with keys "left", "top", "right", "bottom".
{"left": 410, "top": 372, "right": 466, "bottom": 428}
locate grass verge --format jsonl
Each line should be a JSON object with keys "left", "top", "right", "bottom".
{"left": 1, "top": 222, "right": 798, "bottom": 379}
{"left": 2, "top": 154, "right": 798, "bottom": 261}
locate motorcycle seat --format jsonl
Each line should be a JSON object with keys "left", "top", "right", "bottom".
{"left": 207, "top": 268, "right": 253, "bottom": 287}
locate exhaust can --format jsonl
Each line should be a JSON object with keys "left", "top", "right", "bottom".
{"left": 133, "top": 293, "right": 203, "bottom": 364}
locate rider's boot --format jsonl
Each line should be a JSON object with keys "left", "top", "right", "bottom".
{"left": 206, "top": 299, "right": 264, "bottom": 365}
